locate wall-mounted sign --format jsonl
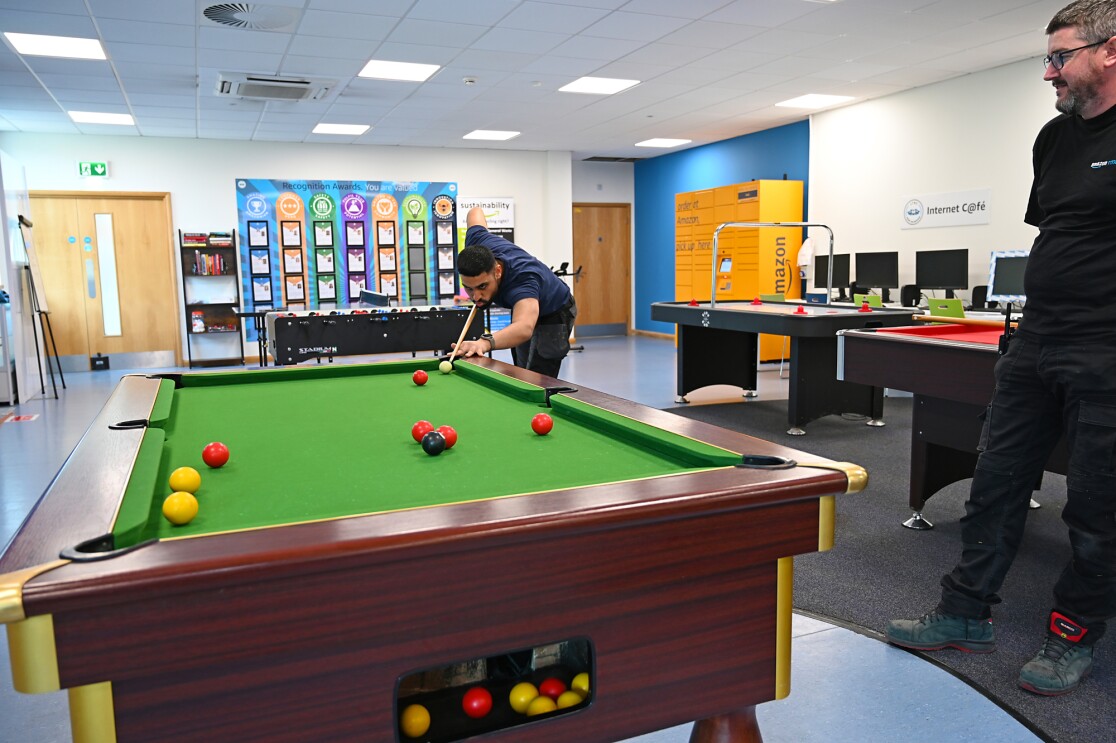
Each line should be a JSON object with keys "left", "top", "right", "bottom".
{"left": 78, "top": 161, "right": 109, "bottom": 177}
{"left": 901, "top": 188, "right": 990, "bottom": 229}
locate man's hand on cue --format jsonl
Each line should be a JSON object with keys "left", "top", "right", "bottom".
{"left": 453, "top": 339, "right": 490, "bottom": 358}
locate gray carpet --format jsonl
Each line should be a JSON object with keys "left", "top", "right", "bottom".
{"left": 663, "top": 397, "right": 1112, "bottom": 743}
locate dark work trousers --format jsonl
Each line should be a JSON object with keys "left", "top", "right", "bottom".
{"left": 510, "top": 300, "right": 577, "bottom": 379}
{"left": 938, "top": 333, "right": 1116, "bottom": 643}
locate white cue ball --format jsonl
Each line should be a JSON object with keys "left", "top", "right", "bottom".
{"left": 439, "top": 360, "right": 453, "bottom": 374}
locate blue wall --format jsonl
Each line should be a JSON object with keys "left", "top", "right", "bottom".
{"left": 633, "top": 121, "right": 810, "bottom": 334}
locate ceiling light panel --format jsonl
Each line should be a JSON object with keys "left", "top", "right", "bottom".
{"left": 775, "top": 93, "right": 854, "bottom": 109}
{"left": 358, "top": 59, "right": 441, "bottom": 82}
{"left": 68, "top": 111, "right": 135, "bottom": 125}
{"left": 635, "top": 138, "right": 692, "bottom": 148}
{"left": 313, "top": 123, "right": 370, "bottom": 135}
{"left": 559, "top": 77, "right": 640, "bottom": 95}
{"left": 4, "top": 33, "right": 106, "bottom": 60}
{"left": 463, "top": 130, "right": 520, "bottom": 141}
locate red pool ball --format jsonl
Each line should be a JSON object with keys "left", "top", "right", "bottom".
{"left": 462, "top": 687, "right": 493, "bottom": 719}
{"left": 412, "top": 369, "right": 428, "bottom": 386}
{"left": 538, "top": 677, "right": 567, "bottom": 700}
{"left": 201, "top": 441, "right": 229, "bottom": 468}
{"left": 411, "top": 420, "right": 435, "bottom": 443}
{"left": 531, "top": 413, "right": 554, "bottom": 435}
{"left": 436, "top": 424, "right": 457, "bottom": 449}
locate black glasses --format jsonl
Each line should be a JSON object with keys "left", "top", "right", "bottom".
{"left": 1043, "top": 40, "right": 1104, "bottom": 70}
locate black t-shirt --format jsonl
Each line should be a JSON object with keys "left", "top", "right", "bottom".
{"left": 1022, "top": 103, "right": 1116, "bottom": 339}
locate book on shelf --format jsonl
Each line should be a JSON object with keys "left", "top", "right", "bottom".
{"left": 192, "top": 251, "right": 230, "bottom": 276}
{"left": 208, "top": 231, "right": 234, "bottom": 247}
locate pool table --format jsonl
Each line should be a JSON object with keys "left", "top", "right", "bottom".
{"left": 650, "top": 300, "right": 916, "bottom": 434}
{"left": 1, "top": 358, "right": 865, "bottom": 743}
{"left": 837, "top": 323, "right": 1067, "bottom": 528}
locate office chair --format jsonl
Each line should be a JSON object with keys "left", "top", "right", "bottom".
{"left": 969, "top": 285, "right": 997, "bottom": 310}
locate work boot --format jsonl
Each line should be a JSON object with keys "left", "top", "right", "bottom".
{"left": 1018, "top": 612, "right": 1094, "bottom": 696}
{"left": 885, "top": 610, "right": 995, "bottom": 653}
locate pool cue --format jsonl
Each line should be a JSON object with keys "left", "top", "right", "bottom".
{"left": 913, "top": 314, "right": 1017, "bottom": 329}
{"left": 446, "top": 302, "right": 481, "bottom": 363}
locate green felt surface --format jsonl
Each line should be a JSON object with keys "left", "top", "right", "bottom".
{"left": 116, "top": 360, "right": 739, "bottom": 545}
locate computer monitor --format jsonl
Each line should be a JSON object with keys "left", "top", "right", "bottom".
{"left": 915, "top": 248, "right": 968, "bottom": 297}
{"left": 814, "top": 253, "right": 850, "bottom": 299}
{"left": 854, "top": 251, "right": 899, "bottom": 302}
{"left": 987, "top": 250, "right": 1028, "bottom": 304}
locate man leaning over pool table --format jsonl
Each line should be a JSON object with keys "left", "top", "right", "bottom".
{"left": 452, "top": 207, "right": 577, "bottom": 378}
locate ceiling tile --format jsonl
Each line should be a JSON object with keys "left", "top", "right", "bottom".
{"left": 0, "top": 0, "right": 1069, "bottom": 158}
{"left": 87, "top": 0, "right": 195, "bottom": 24}
{"left": 0, "top": 8, "right": 97, "bottom": 36}
{"left": 198, "top": 26, "right": 293, "bottom": 53}
{"left": 297, "top": 9, "right": 396, "bottom": 41}
{"left": 408, "top": 0, "right": 521, "bottom": 25}
{"left": 498, "top": 2, "right": 609, "bottom": 33}
{"left": 578, "top": 11, "right": 690, "bottom": 42}
{"left": 97, "top": 18, "right": 194, "bottom": 46}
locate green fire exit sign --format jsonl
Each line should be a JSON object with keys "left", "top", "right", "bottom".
{"left": 78, "top": 161, "right": 109, "bottom": 177}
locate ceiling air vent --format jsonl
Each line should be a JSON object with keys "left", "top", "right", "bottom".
{"left": 215, "top": 73, "right": 336, "bottom": 102}
{"left": 202, "top": 3, "right": 300, "bottom": 31}
{"left": 582, "top": 156, "right": 644, "bottom": 163}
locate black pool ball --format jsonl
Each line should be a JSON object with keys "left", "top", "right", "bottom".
{"left": 421, "top": 430, "right": 447, "bottom": 456}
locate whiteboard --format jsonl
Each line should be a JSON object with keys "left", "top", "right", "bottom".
{"left": 18, "top": 215, "right": 47, "bottom": 312}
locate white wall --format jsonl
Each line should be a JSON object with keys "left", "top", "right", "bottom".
{"left": 571, "top": 161, "right": 634, "bottom": 204}
{"left": 0, "top": 134, "right": 575, "bottom": 264}
{"left": 808, "top": 57, "right": 1055, "bottom": 295}
{"left": 0, "top": 133, "right": 577, "bottom": 359}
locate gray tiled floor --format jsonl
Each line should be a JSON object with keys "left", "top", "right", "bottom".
{"left": 0, "top": 335, "right": 1041, "bottom": 743}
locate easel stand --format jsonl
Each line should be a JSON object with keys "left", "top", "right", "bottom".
{"left": 23, "top": 263, "right": 66, "bottom": 399}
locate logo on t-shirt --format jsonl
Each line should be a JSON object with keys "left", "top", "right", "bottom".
{"left": 1090, "top": 159, "right": 1116, "bottom": 168}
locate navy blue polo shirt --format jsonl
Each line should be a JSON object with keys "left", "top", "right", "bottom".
{"left": 465, "top": 226, "right": 571, "bottom": 316}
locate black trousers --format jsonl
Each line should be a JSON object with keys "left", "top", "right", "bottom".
{"left": 938, "top": 333, "right": 1116, "bottom": 642}
{"left": 510, "top": 301, "right": 577, "bottom": 379}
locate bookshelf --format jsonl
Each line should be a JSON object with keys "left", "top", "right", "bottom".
{"left": 179, "top": 230, "right": 244, "bottom": 367}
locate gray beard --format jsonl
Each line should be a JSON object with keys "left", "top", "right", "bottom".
{"left": 1055, "top": 79, "right": 1099, "bottom": 116}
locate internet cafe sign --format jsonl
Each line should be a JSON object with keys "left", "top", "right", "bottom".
{"left": 901, "top": 189, "right": 990, "bottom": 230}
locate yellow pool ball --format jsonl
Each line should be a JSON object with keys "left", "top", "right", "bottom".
{"left": 168, "top": 466, "right": 201, "bottom": 494}
{"left": 439, "top": 360, "right": 453, "bottom": 374}
{"left": 162, "top": 492, "right": 198, "bottom": 525}
{"left": 508, "top": 681, "right": 539, "bottom": 714}
{"left": 399, "top": 703, "right": 430, "bottom": 738}
{"left": 526, "top": 694, "right": 557, "bottom": 716}
{"left": 571, "top": 671, "right": 590, "bottom": 696}
{"left": 556, "top": 690, "right": 584, "bottom": 709}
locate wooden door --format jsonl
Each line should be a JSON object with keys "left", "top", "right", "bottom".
{"left": 26, "top": 197, "right": 87, "bottom": 357}
{"left": 572, "top": 204, "right": 630, "bottom": 336}
{"left": 29, "top": 192, "right": 180, "bottom": 369}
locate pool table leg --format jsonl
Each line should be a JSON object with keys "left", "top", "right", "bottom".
{"left": 675, "top": 325, "right": 759, "bottom": 400}
{"left": 689, "top": 706, "right": 763, "bottom": 743}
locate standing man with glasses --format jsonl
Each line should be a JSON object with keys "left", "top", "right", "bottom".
{"left": 886, "top": 0, "right": 1116, "bottom": 696}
